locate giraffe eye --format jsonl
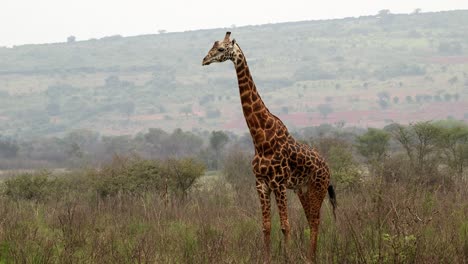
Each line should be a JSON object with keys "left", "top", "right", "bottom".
{"left": 217, "top": 48, "right": 225, "bottom": 52}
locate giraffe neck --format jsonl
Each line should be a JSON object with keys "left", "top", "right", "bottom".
{"left": 232, "top": 46, "right": 273, "bottom": 138}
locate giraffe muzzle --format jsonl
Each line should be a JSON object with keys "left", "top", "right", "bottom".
{"left": 202, "top": 56, "right": 211, "bottom": 66}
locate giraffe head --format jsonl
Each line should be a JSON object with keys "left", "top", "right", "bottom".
{"left": 202, "top": 32, "right": 238, "bottom": 66}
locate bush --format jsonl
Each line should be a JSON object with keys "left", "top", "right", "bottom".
{"left": 89, "top": 156, "right": 205, "bottom": 199}
{"left": 91, "top": 156, "right": 165, "bottom": 198}
{"left": 328, "top": 146, "right": 361, "bottom": 187}
{"left": 303, "top": 135, "right": 361, "bottom": 187}
{"left": 382, "top": 153, "right": 410, "bottom": 182}
{"left": 4, "top": 172, "right": 54, "bottom": 201}
{"left": 165, "top": 158, "right": 205, "bottom": 200}
{"left": 223, "top": 148, "right": 254, "bottom": 193}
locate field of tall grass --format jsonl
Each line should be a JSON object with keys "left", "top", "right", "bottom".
{"left": 0, "top": 153, "right": 467, "bottom": 264}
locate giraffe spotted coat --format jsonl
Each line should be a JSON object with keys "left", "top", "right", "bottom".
{"left": 203, "top": 32, "right": 336, "bottom": 263}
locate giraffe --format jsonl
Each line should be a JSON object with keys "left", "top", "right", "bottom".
{"left": 202, "top": 32, "right": 337, "bottom": 262}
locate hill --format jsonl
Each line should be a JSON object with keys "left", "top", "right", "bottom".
{"left": 0, "top": 10, "right": 468, "bottom": 137}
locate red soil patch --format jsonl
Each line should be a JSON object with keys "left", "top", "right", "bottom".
{"left": 223, "top": 101, "right": 468, "bottom": 130}
{"left": 131, "top": 114, "right": 164, "bottom": 121}
{"left": 427, "top": 56, "right": 468, "bottom": 64}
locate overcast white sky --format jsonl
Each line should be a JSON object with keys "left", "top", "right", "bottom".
{"left": 1, "top": 0, "right": 467, "bottom": 47}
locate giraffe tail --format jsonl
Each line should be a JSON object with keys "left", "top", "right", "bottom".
{"left": 327, "top": 184, "right": 337, "bottom": 220}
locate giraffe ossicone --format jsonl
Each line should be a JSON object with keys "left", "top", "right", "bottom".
{"left": 203, "top": 32, "right": 337, "bottom": 262}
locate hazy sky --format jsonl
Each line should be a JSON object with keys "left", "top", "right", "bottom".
{"left": 1, "top": 0, "right": 467, "bottom": 47}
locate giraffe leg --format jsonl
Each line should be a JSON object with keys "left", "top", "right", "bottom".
{"left": 305, "top": 185, "right": 327, "bottom": 262}
{"left": 256, "top": 181, "right": 272, "bottom": 264}
{"left": 274, "top": 186, "right": 291, "bottom": 244}
{"left": 274, "top": 186, "right": 291, "bottom": 262}
{"left": 297, "top": 188, "right": 310, "bottom": 222}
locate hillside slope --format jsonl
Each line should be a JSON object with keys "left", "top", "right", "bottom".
{"left": 0, "top": 10, "right": 467, "bottom": 137}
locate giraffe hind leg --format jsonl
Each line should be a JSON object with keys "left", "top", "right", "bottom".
{"left": 256, "top": 181, "right": 272, "bottom": 264}
{"left": 298, "top": 183, "right": 327, "bottom": 262}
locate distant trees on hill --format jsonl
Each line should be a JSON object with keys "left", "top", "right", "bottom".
{"left": 317, "top": 104, "right": 333, "bottom": 119}
{"left": 438, "top": 41, "right": 463, "bottom": 55}
{"left": 0, "top": 137, "right": 18, "bottom": 159}
{"left": 67, "top": 35, "right": 76, "bottom": 43}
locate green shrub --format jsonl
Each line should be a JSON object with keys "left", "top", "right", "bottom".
{"left": 165, "top": 158, "right": 205, "bottom": 200}
{"left": 222, "top": 148, "right": 254, "bottom": 192}
{"left": 328, "top": 146, "right": 361, "bottom": 187}
{"left": 91, "top": 157, "right": 165, "bottom": 197}
{"left": 89, "top": 156, "right": 204, "bottom": 200}
{"left": 3, "top": 172, "right": 54, "bottom": 201}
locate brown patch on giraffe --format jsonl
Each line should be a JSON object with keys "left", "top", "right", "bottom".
{"left": 265, "top": 129, "right": 275, "bottom": 141}
{"left": 252, "top": 101, "right": 263, "bottom": 113}
{"left": 265, "top": 118, "right": 274, "bottom": 130}
{"left": 251, "top": 92, "right": 259, "bottom": 102}
{"left": 240, "top": 92, "right": 250, "bottom": 102}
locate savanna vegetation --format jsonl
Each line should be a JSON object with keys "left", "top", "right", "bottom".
{"left": 1, "top": 8, "right": 468, "bottom": 264}
{"left": 1, "top": 120, "right": 467, "bottom": 263}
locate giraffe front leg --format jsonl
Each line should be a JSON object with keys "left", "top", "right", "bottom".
{"left": 274, "top": 185, "right": 291, "bottom": 262}
{"left": 274, "top": 185, "right": 291, "bottom": 244}
{"left": 256, "top": 180, "right": 272, "bottom": 264}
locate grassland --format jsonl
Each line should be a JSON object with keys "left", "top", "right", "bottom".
{"left": 2, "top": 121, "right": 468, "bottom": 264}
{"left": 0, "top": 167, "right": 467, "bottom": 263}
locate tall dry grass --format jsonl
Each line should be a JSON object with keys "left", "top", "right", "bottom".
{"left": 0, "top": 162, "right": 467, "bottom": 263}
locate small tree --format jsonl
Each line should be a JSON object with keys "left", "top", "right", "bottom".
{"left": 180, "top": 104, "right": 192, "bottom": 116}
{"left": 210, "top": 131, "right": 229, "bottom": 152}
{"left": 378, "top": 99, "right": 390, "bottom": 110}
{"left": 164, "top": 129, "right": 203, "bottom": 157}
{"left": 388, "top": 124, "right": 414, "bottom": 163}
{"left": 141, "top": 128, "right": 169, "bottom": 158}
{"left": 412, "top": 8, "right": 422, "bottom": 14}
{"left": 378, "top": 9, "right": 390, "bottom": 17}
{"left": 405, "top": 96, "right": 413, "bottom": 103}
{"left": 223, "top": 148, "right": 254, "bottom": 194}
{"left": 120, "top": 101, "right": 135, "bottom": 119}
{"left": 328, "top": 145, "right": 360, "bottom": 188}
{"left": 0, "top": 138, "right": 19, "bottom": 158}
{"left": 209, "top": 131, "right": 230, "bottom": 169}
{"left": 438, "top": 124, "right": 468, "bottom": 176}
{"left": 67, "top": 35, "right": 76, "bottom": 43}
{"left": 389, "top": 122, "right": 442, "bottom": 175}
{"left": 317, "top": 104, "right": 333, "bottom": 119}
{"left": 307, "top": 137, "right": 360, "bottom": 187}
{"left": 448, "top": 76, "right": 458, "bottom": 85}
{"left": 377, "top": 91, "right": 390, "bottom": 109}
{"left": 413, "top": 122, "right": 442, "bottom": 173}
{"left": 356, "top": 128, "right": 390, "bottom": 173}
{"left": 165, "top": 158, "right": 205, "bottom": 200}
{"left": 377, "top": 91, "right": 390, "bottom": 101}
